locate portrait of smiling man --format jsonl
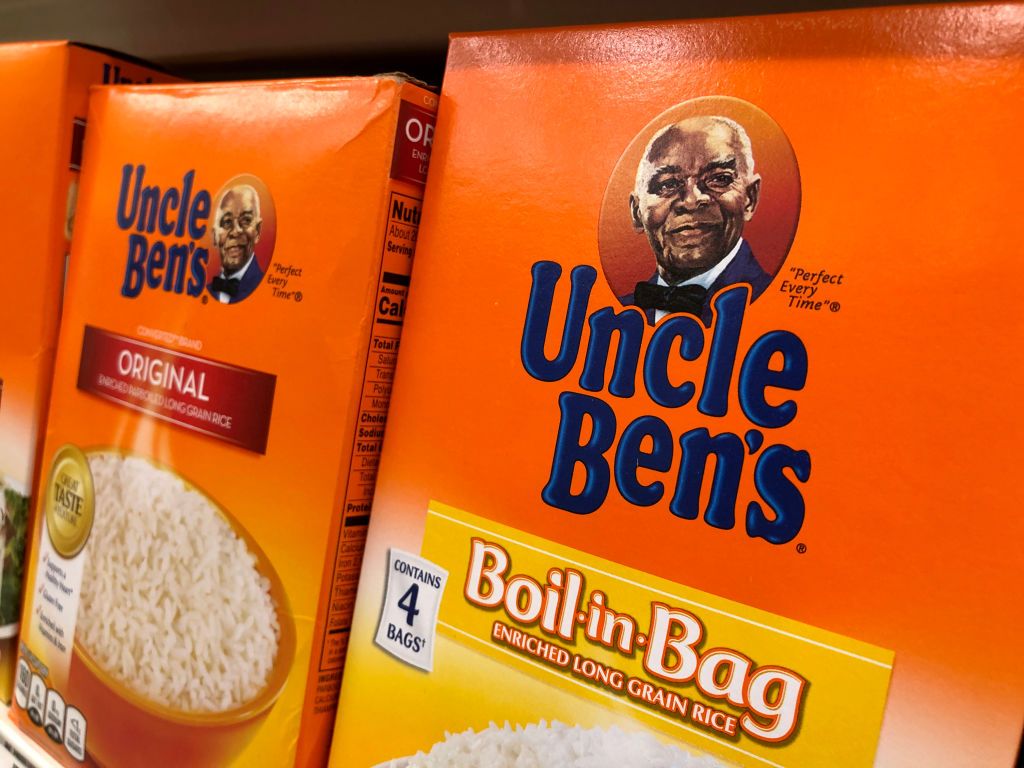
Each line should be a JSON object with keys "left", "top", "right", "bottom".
{"left": 208, "top": 184, "right": 264, "bottom": 304}
{"left": 620, "top": 115, "right": 770, "bottom": 325}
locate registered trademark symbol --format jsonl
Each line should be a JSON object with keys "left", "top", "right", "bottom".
{"left": 829, "top": 302, "right": 840, "bottom": 312}
{"left": 201, "top": 295, "right": 208, "bottom": 304}
{"left": 796, "top": 543, "right": 807, "bottom": 554}
{"left": 295, "top": 291, "right": 304, "bottom": 303}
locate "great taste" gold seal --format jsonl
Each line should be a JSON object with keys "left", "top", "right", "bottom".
{"left": 45, "top": 445, "right": 94, "bottom": 558}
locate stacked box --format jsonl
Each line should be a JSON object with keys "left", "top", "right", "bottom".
{"left": 331, "top": 4, "right": 1024, "bottom": 767}
{"left": 13, "top": 76, "right": 435, "bottom": 767}
{"left": 0, "top": 41, "right": 172, "bottom": 705}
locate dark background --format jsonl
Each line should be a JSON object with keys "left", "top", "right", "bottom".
{"left": 0, "top": 0, "right": 946, "bottom": 84}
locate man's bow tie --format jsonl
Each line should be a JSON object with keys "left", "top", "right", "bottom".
{"left": 632, "top": 281, "right": 707, "bottom": 315}
{"left": 210, "top": 276, "right": 240, "bottom": 297}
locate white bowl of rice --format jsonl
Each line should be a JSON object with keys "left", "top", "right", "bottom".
{"left": 67, "top": 453, "right": 296, "bottom": 767}
{"left": 377, "top": 721, "right": 730, "bottom": 768}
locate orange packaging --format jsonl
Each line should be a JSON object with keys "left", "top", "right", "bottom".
{"left": 12, "top": 76, "right": 436, "bottom": 767}
{"left": 332, "top": 5, "right": 1023, "bottom": 767}
{"left": 0, "top": 41, "right": 172, "bottom": 705}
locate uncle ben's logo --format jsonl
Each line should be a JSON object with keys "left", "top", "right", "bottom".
{"left": 117, "top": 165, "right": 277, "bottom": 305}
{"left": 522, "top": 96, "right": 808, "bottom": 545}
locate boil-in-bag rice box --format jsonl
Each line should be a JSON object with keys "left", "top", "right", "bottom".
{"left": 0, "top": 41, "right": 172, "bottom": 706}
{"left": 13, "top": 76, "right": 435, "bottom": 767}
{"left": 331, "top": 5, "right": 1023, "bottom": 767}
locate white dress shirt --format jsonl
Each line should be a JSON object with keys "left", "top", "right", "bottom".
{"left": 211, "top": 253, "right": 256, "bottom": 304}
{"left": 653, "top": 237, "right": 745, "bottom": 323}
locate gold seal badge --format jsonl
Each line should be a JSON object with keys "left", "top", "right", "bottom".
{"left": 45, "top": 445, "right": 94, "bottom": 558}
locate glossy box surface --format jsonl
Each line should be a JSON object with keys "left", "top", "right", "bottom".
{"left": 0, "top": 41, "right": 172, "bottom": 704}
{"left": 332, "top": 5, "right": 1024, "bottom": 767}
{"left": 13, "top": 76, "right": 435, "bottom": 767}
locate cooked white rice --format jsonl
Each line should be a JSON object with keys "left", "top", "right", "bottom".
{"left": 383, "top": 721, "right": 728, "bottom": 768}
{"left": 77, "top": 454, "right": 280, "bottom": 713}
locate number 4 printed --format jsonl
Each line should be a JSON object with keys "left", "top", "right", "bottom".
{"left": 398, "top": 584, "right": 420, "bottom": 626}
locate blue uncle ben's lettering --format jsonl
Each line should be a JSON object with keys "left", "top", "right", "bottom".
{"left": 521, "top": 262, "right": 811, "bottom": 545}
{"left": 117, "top": 164, "right": 211, "bottom": 298}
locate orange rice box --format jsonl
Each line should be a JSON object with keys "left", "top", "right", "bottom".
{"left": 332, "top": 5, "right": 1024, "bottom": 767}
{"left": 0, "top": 41, "right": 172, "bottom": 705}
{"left": 12, "top": 76, "right": 436, "bottom": 767}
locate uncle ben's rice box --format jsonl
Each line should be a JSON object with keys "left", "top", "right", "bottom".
{"left": 0, "top": 41, "right": 173, "bottom": 705}
{"left": 332, "top": 5, "right": 1024, "bottom": 768}
{"left": 12, "top": 76, "right": 435, "bottom": 767}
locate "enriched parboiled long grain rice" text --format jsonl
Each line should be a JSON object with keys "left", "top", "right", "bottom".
{"left": 77, "top": 454, "right": 280, "bottom": 712}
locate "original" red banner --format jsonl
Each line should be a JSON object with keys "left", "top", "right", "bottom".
{"left": 390, "top": 100, "right": 434, "bottom": 186}
{"left": 77, "top": 326, "right": 276, "bottom": 454}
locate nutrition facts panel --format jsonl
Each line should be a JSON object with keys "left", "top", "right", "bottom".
{"left": 319, "top": 190, "right": 420, "bottom": 678}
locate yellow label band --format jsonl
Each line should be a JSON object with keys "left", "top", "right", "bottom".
{"left": 422, "top": 500, "right": 894, "bottom": 767}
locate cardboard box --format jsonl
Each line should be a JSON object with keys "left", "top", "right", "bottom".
{"left": 332, "top": 5, "right": 1023, "bottom": 767}
{"left": 0, "top": 40, "right": 173, "bottom": 705}
{"left": 13, "top": 76, "right": 435, "bottom": 767}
